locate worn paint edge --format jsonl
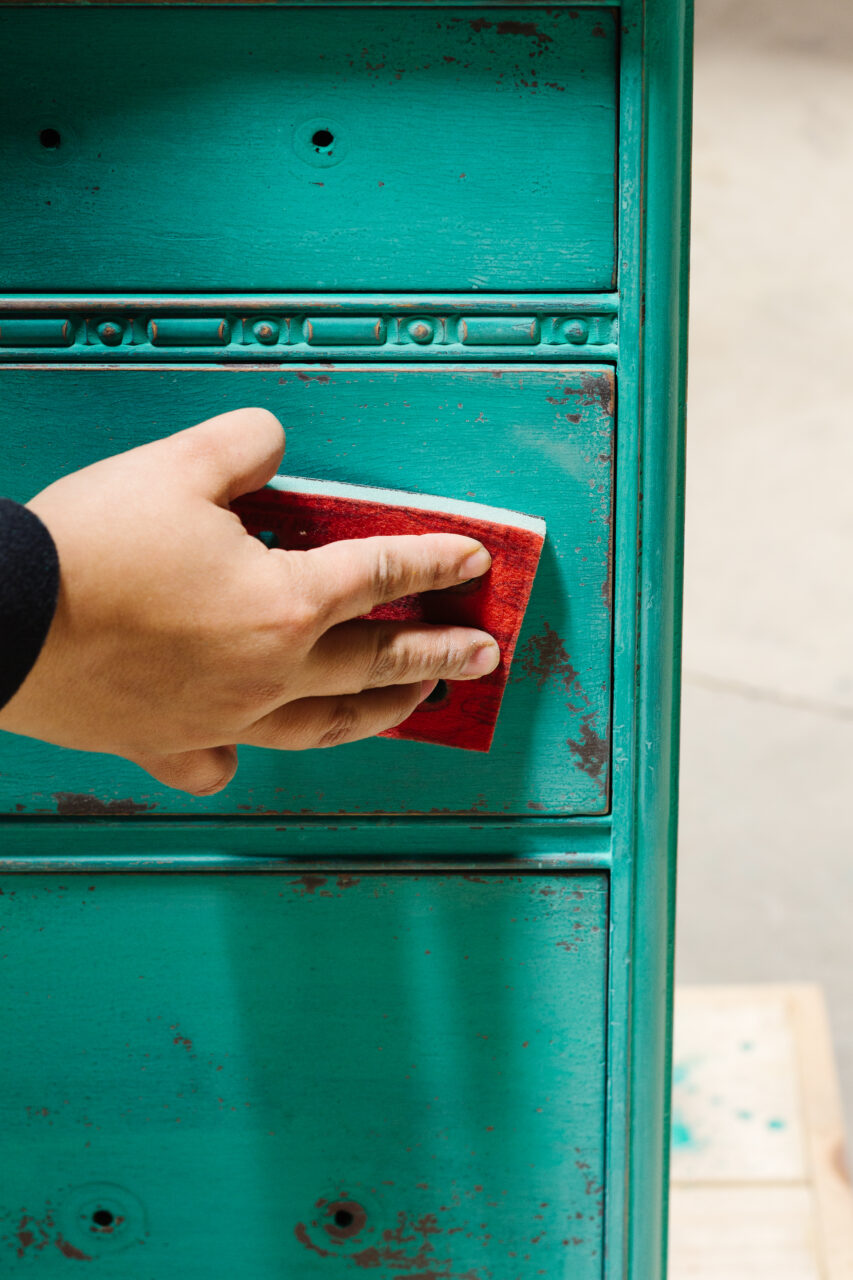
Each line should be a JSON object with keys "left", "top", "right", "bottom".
{"left": 0, "top": 817, "right": 612, "bottom": 863}
{"left": 0, "top": 853, "right": 614, "bottom": 874}
{"left": 0, "top": 293, "right": 619, "bottom": 313}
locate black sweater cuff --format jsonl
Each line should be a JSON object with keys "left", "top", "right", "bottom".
{"left": 0, "top": 499, "right": 60, "bottom": 709}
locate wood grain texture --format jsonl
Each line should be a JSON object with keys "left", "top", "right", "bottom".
{"left": 670, "top": 986, "right": 853, "bottom": 1280}
{"left": 787, "top": 987, "right": 853, "bottom": 1279}
{"left": 669, "top": 1187, "right": 821, "bottom": 1280}
{"left": 0, "top": 364, "right": 613, "bottom": 817}
{"left": 0, "top": 871, "right": 608, "bottom": 1279}
{"left": 0, "top": 6, "right": 618, "bottom": 292}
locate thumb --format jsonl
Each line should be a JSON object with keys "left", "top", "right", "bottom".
{"left": 168, "top": 407, "right": 286, "bottom": 506}
{"left": 127, "top": 745, "right": 239, "bottom": 797}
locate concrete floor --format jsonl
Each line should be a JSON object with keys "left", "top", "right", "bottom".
{"left": 676, "top": 0, "right": 853, "bottom": 1125}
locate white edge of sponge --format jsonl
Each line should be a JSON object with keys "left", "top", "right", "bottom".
{"left": 266, "top": 474, "right": 546, "bottom": 538}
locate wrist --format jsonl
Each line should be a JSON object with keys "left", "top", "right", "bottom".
{"left": 0, "top": 498, "right": 61, "bottom": 716}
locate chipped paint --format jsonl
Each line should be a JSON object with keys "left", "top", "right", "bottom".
{"left": 516, "top": 623, "right": 579, "bottom": 692}
{"left": 567, "top": 719, "right": 608, "bottom": 783}
{"left": 291, "top": 873, "right": 329, "bottom": 895}
{"left": 52, "top": 793, "right": 155, "bottom": 816}
{"left": 55, "top": 1237, "right": 92, "bottom": 1261}
{"left": 296, "top": 1207, "right": 483, "bottom": 1278}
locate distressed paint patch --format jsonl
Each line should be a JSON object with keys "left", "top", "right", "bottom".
{"left": 52, "top": 793, "right": 155, "bottom": 816}
{"left": 567, "top": 719, "right": 608, "bottom": 783}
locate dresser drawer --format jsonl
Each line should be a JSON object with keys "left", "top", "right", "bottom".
{"left": 0, "top": 6, "right": 618, "bottom": 292}
{"left": 0, "top": 364, "right": 613, "bottom": 818}
{"left": 0, "top": 871, "right": 608, "bottom": 1279}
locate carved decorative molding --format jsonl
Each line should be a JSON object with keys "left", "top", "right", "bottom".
{"left": 0, "top": 296, "right": 617, "bottom": 361}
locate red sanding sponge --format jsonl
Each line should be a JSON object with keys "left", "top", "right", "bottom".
{"left": 233, "top": 477, "right": 546, "bottom": 752}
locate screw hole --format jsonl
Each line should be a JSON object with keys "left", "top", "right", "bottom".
{"left": 333, "top": 1209, "right": 354, "bottom": 1228}
{"left": 39, "top": 127, "right": 61, "bottom": 150}
{"left": 256, "top": 530, "right": 278, "bottom": 549}
{"left": 311, "top": 128, "right": 334, "bottom": 149}
{"left": 425, "top": 680, "right": 449, "bottom": 705}
{"left": 92, "top": 1209, "right": 114, "bottom": 1228}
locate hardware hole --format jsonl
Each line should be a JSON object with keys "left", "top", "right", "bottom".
{"left": 92, "top": 1210, "right": 114, "bottom": 1228}
{"left": 312, "top": 128, "right": 334, "bottom": 149}
{"left": 425, "top": 680, "right": 449, "bottom": 705}
{"left": 257, "top": 530, "right": 278, "bottom": 549}
{"left": 334, "top": 1209, "right": 354, "bottom": 1228}
{"left": 39, "top": 127, "right": 61, "bottom": 150}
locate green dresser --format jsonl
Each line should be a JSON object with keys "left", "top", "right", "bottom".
{"left": 0, "top": 3, "right": 692, "bottom": 1276}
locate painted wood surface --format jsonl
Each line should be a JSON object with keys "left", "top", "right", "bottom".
{"left": 0, "top": 872, "right": 608, "bottom": 1278}
{"left": 0, "top": 294, "right": 620, "bottom": 363}
{"left": 0, "top": 6, "right": 618, "bottom": 292}
{"left": 0, "top": 2, "right": 694, "bottom": 1276}
{"left": 0, "top": 365, "right": 613, "bottom": 818}
{"left": 670, "top": 986, "right": 853, "bottom": 1280}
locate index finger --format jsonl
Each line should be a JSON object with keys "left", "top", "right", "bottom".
{"left": 300, "top": 533, "right": 492, "bottom": 628}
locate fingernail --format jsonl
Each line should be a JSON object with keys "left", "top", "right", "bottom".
{"left": 458, "top": 544, "right": 492, "bottom": 580}
{"left": 419, "top": 679, "right": 440, "bottom": 703}
{"left": 461, "top": 641, "right": 500, "bottom": 678}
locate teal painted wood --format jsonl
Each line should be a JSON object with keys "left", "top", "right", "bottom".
{"left": 0, "top": 820, "right": 613, "bottom": 865}
{"left": 625, "top": 2, "right": 693, "bottom": 1278}
{"left": 0, "top": 294, "right": 619, "bottom": 362}
{"left": 0, "top": 3, "right": 693, "bottom": 1278}
{"left": 598, "top": 1, "right": 693, "bottom": 1277}
{"left": 0, "top": 364, "right": 614, "bottom": 819}
{"left": 0, "top": 872, "right": 608, "bottom": 1277}
{"left": 0, "top": 6, "right": 618, "bottom": 292}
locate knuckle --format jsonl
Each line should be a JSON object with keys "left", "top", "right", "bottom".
{"left": 438, "top": 642, "right": 468, "bottom": 676}
{"left": 316, "top": 700, "right": 360, "bottom": 749}
{"left": 268, "top": 571, "right": 322, "bottom": 639}
{"left": 189, "top": 771, "right": 233, "bottom": 797}
{"left": 427, "top": 549, "right": 450, "bottom": 591}
{"left": 371, "top": 546, "right": 401, "bottom": 601}
{"left": 177, "top": 752, "right": 236, "bottom": 796}
{"left": 367, "top": 631, "right": 411, "bottom": 685}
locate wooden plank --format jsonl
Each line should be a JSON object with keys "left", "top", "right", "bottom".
{"left": 0, "top": 365, "right": 614, "bottom": 821}
{"left": 0, "top": 872, "right": 609, "bottom": 1278}
{"left": 0, "top": 7, "right": 618, "bottom": 292}
{"left": 669, "top": 1186, "right": 820, "bottom": 1280}
{"left": 671, "top": 986, "right": 805, "bottom": 1182}
{"left": 788, "top": 986, "right": 853, "bottom": 1280}
{"left": 671, "top": 985, "right": 853, "bottom": 1280}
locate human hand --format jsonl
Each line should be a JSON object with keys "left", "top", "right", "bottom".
{"left": 0, "top": 408, "right": 499, "bottom": 795}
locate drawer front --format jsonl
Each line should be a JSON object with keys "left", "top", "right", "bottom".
{"left": 0, "top": 6, "right": 618, "bottom": 292}
{"left": 0, "top": 365, "right": 613, "bottom": 818}
{"left": 0, "top": 871, "right": 608, "bottom": 1279}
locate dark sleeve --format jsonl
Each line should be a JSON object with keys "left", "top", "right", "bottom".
{"left": 0, "top": 499, "right": 60, "bottom": 709}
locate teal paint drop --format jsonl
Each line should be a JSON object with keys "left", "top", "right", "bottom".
{"left": 671, "top": 1116, "right": 694, "bottom": 1150}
